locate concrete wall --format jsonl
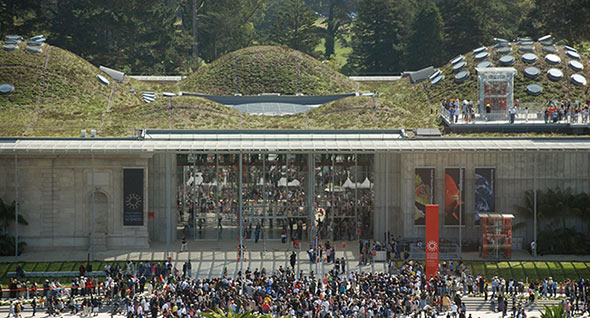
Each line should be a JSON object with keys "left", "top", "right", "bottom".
{"left": 0, "top": 155, "right": 150, "bottom": 250}
{"left": 372, "top": 151, "right": 590, "bottom": 247}
{"left": 2, "top": 150, "right": 589, "bottom": 250}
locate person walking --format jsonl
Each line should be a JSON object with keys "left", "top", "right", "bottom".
{"left": 8, "top": 301, "right": 15, "bottom": 318}
{"left": 14, "top": 301, "right": 22, "bottom": 318}
{"left": 32, "top": 297, "right": 37, "bottom": 316}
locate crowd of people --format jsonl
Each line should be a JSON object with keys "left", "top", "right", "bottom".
{"left": 4, "top": 256, "right": 590, "bottom": 318}
{"left": 441, "top": 98, "right": 590, "bottom": 125}
{"left": 542, "top": 99, "right": 590, "bottom": 124}
{"left": 177, "top": 154, "right": 375, "bottom": 242}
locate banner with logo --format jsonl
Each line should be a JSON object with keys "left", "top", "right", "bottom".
{"left": 425, "top": 204, "right": 439, "bottom": 278}
{"left": 124, "top": 168, "right": 144, "bottom": 226}
{"left": 415, "top": 168, "right": 435, "bottom": 225}
{"left": 474, "top": 168, "right": 495, "bottom": 225}
{"left": 444, "top": 168, "right": 465, "bottom": 226}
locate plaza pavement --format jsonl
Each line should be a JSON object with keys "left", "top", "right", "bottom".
{"left": 0, "top": 299, "right": 580, "bottom": 318}
{"left": 3, "top": 240, "right": 589, "bottom": 317}
{"left": 3, "top": 240, "right": 590, "bottom": 280}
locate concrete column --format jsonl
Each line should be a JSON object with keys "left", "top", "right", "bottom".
{"left": 148, "top": 153, "right": 178, "bottom": 242}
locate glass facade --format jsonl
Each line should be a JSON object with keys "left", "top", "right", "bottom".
{"left": 177, "top": 153, "right": 375, "bottom": 241}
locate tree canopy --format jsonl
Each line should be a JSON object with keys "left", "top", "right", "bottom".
{"left": 1, "top": 0, "right": 588, "bottom": 75}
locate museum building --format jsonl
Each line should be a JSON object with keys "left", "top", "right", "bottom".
{"left": 1, "top": 129, "right": 590, "bottom": 252}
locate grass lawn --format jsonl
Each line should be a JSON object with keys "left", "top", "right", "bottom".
{"left": 2, "top": 260, "right": 590, "bottom": 284}
{"left": 315, "top": 37, "right": 352, "bottom": 71}
{"left": 534, "top": 262, "right": 552, "bottom": 280}
{"left": 509, "top": 262, "right": 526, "bottom": 279}
{"left": 496, "top": 262, "right": 513, "bottom": 279}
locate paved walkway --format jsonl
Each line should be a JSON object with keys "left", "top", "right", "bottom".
{"left": 4, "top": 240, "right": 590, "bottom": 280}
{"left": 0, "top": 301, "right": 584, "bottom": 318}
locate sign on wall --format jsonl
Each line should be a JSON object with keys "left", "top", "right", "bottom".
{"left": 415, "top": 168, "right": 435, "bottom": 226}
{"left": 124, "top": 168, "right": 144, "bottom": 226}
{"left": 444, "top": 168, "right": 465, "bottom": 226}
{"left": 474, "top": 168, "right": 495, "bottom": 225}
{"left": 425, "top": 204, "right": 439, "bottom": 278}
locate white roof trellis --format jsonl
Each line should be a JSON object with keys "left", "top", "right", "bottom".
{"left": 2, "top": 131, "right": 590, "bottom": 154}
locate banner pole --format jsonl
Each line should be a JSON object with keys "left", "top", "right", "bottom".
{"left": 459, "top": 167, "right": 462, "bottom": 259}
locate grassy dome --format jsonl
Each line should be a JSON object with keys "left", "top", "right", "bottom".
{"left": 178, "top": 46, "right": 357, "bottom": 95}
{"left": 428, "top": 42, "right": 590, "bottom": 105}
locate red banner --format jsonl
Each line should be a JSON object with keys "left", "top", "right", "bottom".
{"left": 425, "top": 204, "right": 439, "bottom": 279}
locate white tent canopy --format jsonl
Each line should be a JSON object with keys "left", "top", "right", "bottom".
{"left": 277, "top": 177, "right": 301, "bottom": 187}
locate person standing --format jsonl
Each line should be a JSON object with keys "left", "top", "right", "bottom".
{"left": 254, "top": 223, "right": 261, "bottom": 243}
{"left": 508, "top": 106, "right": 517, "bottom": 124}
{"left": 290, "top": 251, "right": 297, "bottom": 269}
{"left": 180, "top": 236, "right": 187, "bottom": 252}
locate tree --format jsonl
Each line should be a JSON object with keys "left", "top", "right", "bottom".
{"left": 406, "top": 0, "right": 445, "bottom": 69}
{"left": 477, "top": 0, "right": 528, "bottom": 41}
{"left": 0, "top": 198, "right": 28, "bottom": 234}
{"left": 196, "top": 0, "right": 264, "bottom": 62}
{"left": 0, "top": 198, "right": 28, "bottom": 256}
{"left": 309, "top": 0, "right": 355, "bottom": 58}
{"left": 521, "top": 0, "right": 590, "bottom": 45}
{"left": 269, "top": 0, "right": 321, "bottom": 56}
{"left": 347, "top": 0, "right": 414, "bottom": 74}
{"left": 438, "top": 0, "right": 486, "bottom": 60}
{"left": 540, "top": 304, "right": 566, "bottom": 318}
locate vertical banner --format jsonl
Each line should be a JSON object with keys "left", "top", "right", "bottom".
{"left": 415, "top": 168, "right": 435, "bottom": 225}
{"left": 124, "top": 168, "right": 144, "bottom": 226}
{"left": 425, "top": 204, "right": 439, "bottom": 278}
{"left": 474, "top": 168, "right": 495, "bottom": 225}
{"left": 444, "top": 168, "right": 465, "bottom": 226}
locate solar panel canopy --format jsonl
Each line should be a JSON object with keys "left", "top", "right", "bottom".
{"left": 183, "top": 93, "right": 357, "bottom": 116}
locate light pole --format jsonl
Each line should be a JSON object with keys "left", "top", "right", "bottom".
{"left": 91, "top": 152, "right": 95, "bottom": 261}
{"left": 385, "top": 154, "right": 389, "bottom": 243}
{"left": 166, "top": 153, "right": 171, "bottom": 258}
{"left": 533, "top": 153, "right": 537, "bottom": 259}
{"left": 15, "top": 154, "right": 19, "bottom": 259}
{"left": 239, "top": 152, "right": 244, "bottom": 272}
